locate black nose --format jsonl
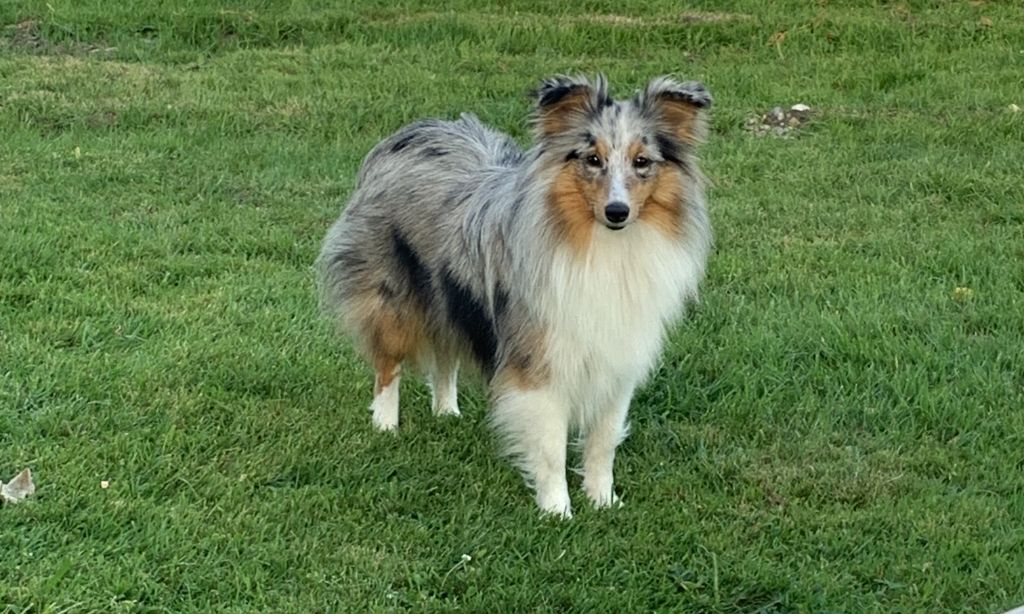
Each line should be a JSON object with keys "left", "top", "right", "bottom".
{"left": 605, "top": 202, "right": 630, "bottom": 224}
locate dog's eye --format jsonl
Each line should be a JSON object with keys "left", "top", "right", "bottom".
{"left": 633, "top": 155, "right": 651, "bottom": 169}
{"left": 585, "top": 154, "right": 602, "bottom": 168}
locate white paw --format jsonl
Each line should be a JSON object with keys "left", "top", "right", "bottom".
{"left": 433, "top": 401, "right": 461, "bottom": 418}
{"left": 372, "top": 415, "right": 398, "bottom": 431}
{"left": 589, "top": 490, "right": 622, "bottom": 509}
{"left": 583, "top": 478, "right": 621, "bottom": 509}
{"left": 536, "top": 490, "right": 573, "bottom": 519}
{"left": 370, "top": 377, "right": 400, "bottom": 432}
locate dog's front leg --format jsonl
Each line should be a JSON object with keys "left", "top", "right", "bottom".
{"left": 581, "top": 389, "right": 632, "bottom": 508}
{"left": 492, "top": 387, "right": 572, "bottom": 518}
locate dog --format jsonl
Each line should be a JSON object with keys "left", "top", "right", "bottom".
{"left": 316, "top": 75, "right": 712, "bottom": 518}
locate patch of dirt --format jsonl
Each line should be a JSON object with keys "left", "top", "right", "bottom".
{"left": 5, "top": 19, "right": 44, "bottom": 51}
{"left": 678, "top": 11, "right": 750, "bottom": 24}
{"left": 580, "top": 12, "right": 750, "bottom": 26}
{"left": 3, "top": 19, "right": 117, "bottom": 57}
{"left": 376, "top": 10, "right": 750, "bottom": 28}
{"left": 744, "top": 104, "right": 813, "bottom": 138}
{"left": 25, "top": 54, "right": 155, "bottom": 79}
{"left": 85, "top": 111, "right": 120, "bottom": 128}
{"left": 581, "top": 14, "right": 647, "bottom": 26}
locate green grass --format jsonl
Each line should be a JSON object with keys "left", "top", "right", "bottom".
{"left": 2, "top": 0, "right": 1023, "bottom": 610}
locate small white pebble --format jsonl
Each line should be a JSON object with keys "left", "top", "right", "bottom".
{"left": 1009, "top": 103, "right": 1021, "bottom": 113}
{"left": 100, "top": 480, "right": 110, "bottom": 489}
{"left": 791, "top": 103, "right": 811, "bottom": 112}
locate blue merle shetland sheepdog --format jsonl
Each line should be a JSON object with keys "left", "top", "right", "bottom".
{"left": 317, "top": 75, "right": 712, "bottom": 517}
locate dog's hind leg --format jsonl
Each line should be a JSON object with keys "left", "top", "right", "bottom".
{"left": 364, "top": 305, "right": 422, "bottom": 432}
{"left": 428, "top": 357, "right": 460, "bottom": 417}
{"left": 370, "top": 357, "right": 402, "bottom": 431}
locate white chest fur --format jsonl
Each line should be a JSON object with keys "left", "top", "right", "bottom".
{"left": 538, "top": 223, "right": 708, "bottom": 422}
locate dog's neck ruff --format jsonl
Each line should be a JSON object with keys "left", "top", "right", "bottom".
{"left": 530, "top": 220, "right": 708, "bottom": 417}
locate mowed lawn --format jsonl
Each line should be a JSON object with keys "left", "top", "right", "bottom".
{"left": 2, "top": 0, "right": 1023, "bottom": 610}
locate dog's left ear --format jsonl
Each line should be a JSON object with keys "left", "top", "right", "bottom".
{"left": 641, "top": 76, "right": 712, "bottom": 147}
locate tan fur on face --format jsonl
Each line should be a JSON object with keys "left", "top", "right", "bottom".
{"left": 549, "top": 139, "right": 689, "bottom": 247}
{"left": 549, "top": 164, "right": 602, "bottom": 252}
{"left": 635, "top": 164, "right": 687, "bottom": 238}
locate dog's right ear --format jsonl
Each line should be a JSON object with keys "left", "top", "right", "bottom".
{"left": 532, "top": 74, "right": 609, "bottom": 139}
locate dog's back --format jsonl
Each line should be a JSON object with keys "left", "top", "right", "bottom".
{"left": 355, "top": 114, "right": 523, "bottom": 191}
{"left": 317, "top": 114, "right": 522, "bottom": 388}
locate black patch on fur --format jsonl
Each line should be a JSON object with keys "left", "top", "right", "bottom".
{"left": 565, "top": 150, "right": 580, "bottom": 162}
{"left": 537, "top": 83, "right": 583, "bottom": 108}
{"left": 585, "top": 133, "right": 596, "bottom": 146}
{"left": 441, "top": 268, "right": 497, "bottom": 373}
{"left": 422, "top": 147, "right": 447, "bottom": 157}
{"left": 391, "top": 228, "right": 432, "bottom": 305}
{"left": 655, "top": 134, "right": 685, "bottom": 166}
{"left": 536, "top": 79, "right": 610, "bottom": 111}
{"left": 657, "top": 85, "right": 712, "bottom": 109}
{"left": 390, "top": 133, "right": 416, "bottom": 153}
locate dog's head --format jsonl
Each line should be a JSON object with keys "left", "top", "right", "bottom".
{"left": 533, "top": 74, "right": 711, "bottom": 247}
